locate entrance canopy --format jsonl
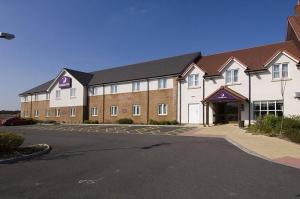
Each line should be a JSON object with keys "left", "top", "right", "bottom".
{"left": 203, "top": 86, "right": 248, "bottom": 103}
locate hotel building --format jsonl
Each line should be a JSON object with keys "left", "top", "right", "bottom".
{"left": 20, "top": 2, "right": 300, "bottom": 126}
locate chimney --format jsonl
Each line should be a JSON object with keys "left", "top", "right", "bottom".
{"left": 295, "top": 0, "right": 300, "bottom": 15}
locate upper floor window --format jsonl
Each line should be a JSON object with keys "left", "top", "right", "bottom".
{"left": 110, "top": 106, "right": 118, "bottom": 116}
{"left": 70, "top": 88, "right": 76, "bottom": 98}
{"left": 56, "top": 90, "right": 61, "bottom": 99}
{"left": 34, "top": 94, "right": 38, "bottom": 101}
{"left": 24, "top": 96, "right": 28, "bottom": 102}
{"left": 46, "top": 93, "right": 50, "bottom": 100}
{"left": 132, "top": 104, "right": 141, "bottom": 116}
{"left": 188, "top": 74, "right": 199, "bottom": 88}
{"left": 132, "top": 81, "right": 140, "bottom": 92}
{"left": 272, "top": 63, "right": 289, "bottom": 80}
{"left": 225, "top": 69, "right": 238, "bottom": 84}
{"left": 158, "top": 78, "right": 167, "bottom": 89}
{"left": 158, "top": 104, "right": 168, "bottom": 115}
{"left": 90, "top": 87, "right": 98, "bottom": 96}
{"left": 111, "top": 84, "right": 118, "bottom": 94}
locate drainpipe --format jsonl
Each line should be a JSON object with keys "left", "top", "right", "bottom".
{"left": 147, "top": 79, "right": 150, "bottom": 124}
{"left": 85, "top": 87, "right": 89, "bottom": 122}
{"left": 179, "top": 80, "right": 182, "bottom": 125}
{"left": 202, "top": 78, "right": 205, "bottom": 126}
{"left": 248, "top": 72, "right": 251, "bottom": 127}
{"left": 102, "top": 84, "right": 105, "bottom": 124}
{"left": 30, "top": 94, "right": 33, "bottom": 118}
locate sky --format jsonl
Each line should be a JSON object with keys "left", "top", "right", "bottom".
{"left": 0, "top": 0, "right": 297, "bottom": 110}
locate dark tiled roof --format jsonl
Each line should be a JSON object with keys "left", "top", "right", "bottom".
{"left": 20, "top": 52, "right": 201, "bottom": 95}
{"left": 64, "top": 68, "right": 93, "bottom": 86}
{"left": 88, "top": 52, "right": 201, "bottom": 85}
{"left": 196, "top": 41, "right": 300, "bottom": 76}
{"left": 20, "top": 79, "right": 54, "bottom": 95}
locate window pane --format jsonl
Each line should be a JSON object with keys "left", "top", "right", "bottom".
{"left": 254, "top": 102, "right": 260, "bottom": 111}
{"left": 254, "top": 111, "right": 260, "bottom": 120}
{"left": 188, "top": 75, "right": 193, "bottom": 87}
{"left": 273, "top": 65, "right": 280, "bottom": 79}
{"left": 268, "top": 111, "right": 275, "bottom": 115}
{"left": 282, "top": 64, "right": 288, "bottom": 78}
{"left": 261, "top": 111, "right": 267, "bottom": 117}
{"left": 276, "top": 101, "right": 283, "bottom": 110}
{"left": 233, "top": 70, "right": 238, "bottom": 82}
{"left": 261, "top": 102, "right": 267, "bottom": 110}
{"left": 277, "top": 111, "right": 283, "bottom": 117}
{"left": 225, "top": 71, "right": 231, "bottom": 84}
{"left": 268, "top": 101, "right": 275, "bottom": 110}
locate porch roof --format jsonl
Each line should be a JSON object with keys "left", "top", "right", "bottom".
{"left": 203, "top": 86, "right": 248, "bottom": 103}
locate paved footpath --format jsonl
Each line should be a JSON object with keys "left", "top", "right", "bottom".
{"left": 181, "top": 124, "right": 300, "bottom": 170}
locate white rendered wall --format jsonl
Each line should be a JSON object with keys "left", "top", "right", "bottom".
{"left": 179, "top": 65, "right": 205, "bottom": 124}
{"left": 49, "top": 71, "right": 86, "bottom": 108}
{"left": 251, "top": 53, "right": 300, "bottom": 118}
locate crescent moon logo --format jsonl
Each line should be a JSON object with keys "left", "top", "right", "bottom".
{"left": 62, "top": 77, "right": 67, "bottom": 83}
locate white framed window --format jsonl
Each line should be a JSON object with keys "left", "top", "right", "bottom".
{"left": 91, "top": 107, "right": 98, "bottom": 116}
{"left": 225, "top": 69, "right": 238, "bottom": 84}
{"left": 253, "top": 100, "right": 283, "bottom": 119}
{"left": 132, "top": 105, "right": 141, "bottom": 116}
{"left": 34, "top": 109, "right": 39, "bottom": 117}
{"left": 188, "top": 74, "right": 199, "bottom": 88}
{"left": 45, "top": 109, "right": 50, "bottom": 118}
{"left": 34, "top": 94, "right": 38, "bottom": 101}
{"left": 272, "top": 63, "right": 289, "bottom": 80}
{"left": 111, "top": 84, "right": 118, "bottom": 94}
{"left": 24, "top": 111, "right": 29, "bottom": 118}
{"left": 132, "top": 81, "right": 140, "bottom": 92}
{"left": 46, "top": 93, "right": 50, "bottom": 100}
{"left": 90, "top": 87, "right": 98, "bottom": 96}
{"left": 55, "top": 108, "right": 61, "bottom": 117}
{"left": 70, "top": 107, "right": 76, "bottom": 117}
{"left": 110, "top": 106, "right": 118, "bottom": 116}
{"left": 56, "top": 90, "right": 61, "bottom": 99}
{"left": 70, "top": 88, "right": 76, "bottom": 98}
{"left": 158, "top": 78, "right": 167, "bottom": 89}
{"left": 24, "top": 96, "right": 28, "bottom": 102}
{"left": 158, "top": 104, "right": 168, "bottom": 115}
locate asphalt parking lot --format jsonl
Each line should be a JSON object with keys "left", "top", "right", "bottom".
{"left": 0, "top": 125, "right": 300, "bottom": 199}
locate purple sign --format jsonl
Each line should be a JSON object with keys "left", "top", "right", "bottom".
{"left": 59, "top": 76, "right": 72, "bottom": 88}
{"left": 210, "top": 90, "right": 237, "bottom": 101}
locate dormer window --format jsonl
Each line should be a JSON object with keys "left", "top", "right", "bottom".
{"left": 188, "top": 74, "right": 199, "bottom": 88}
{"left": 273, "top": 63, "right": 289, "bottom": 80}
{"left": 225, "top": 69, "right": 238, "bottom": 84}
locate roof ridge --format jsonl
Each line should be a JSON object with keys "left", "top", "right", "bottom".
{"left": 89, "top": 51, "right": 201, "bottom": 74}
{"left": 203, "top": 41, "right": 293, "bottom": 57}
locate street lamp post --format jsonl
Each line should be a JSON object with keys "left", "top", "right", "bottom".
{"left": 0, "top": 32, "right": 15, "bottom": 40}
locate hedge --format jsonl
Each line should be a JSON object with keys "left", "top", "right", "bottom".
{"left": 0, "top": 132, "right": 25, "bottom": 152}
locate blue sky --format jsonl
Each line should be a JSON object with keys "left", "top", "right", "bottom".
{"left": 0, "top": 0, "right": 296, "bottom": 110}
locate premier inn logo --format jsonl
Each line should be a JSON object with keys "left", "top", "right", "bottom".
{"left": 59, "top": 76, "right": 72, "bottom": 88}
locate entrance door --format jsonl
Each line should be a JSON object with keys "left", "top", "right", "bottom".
{"left": 188, "top": 104, "right": 200, "bottom": 124}
{"left": 213, "top": 102, "right": 238, "bottom": 124}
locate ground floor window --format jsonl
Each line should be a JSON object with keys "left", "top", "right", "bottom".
{"left": 91, "top": 107, "right": 98, "bottom": 116}
{"left": 132, "top": 105, "right": 141, "bottom": 116}
{"left": 55, "top": 108, "right": 61, "bottom": 117}
{"left": 158, "top": 104, "right": 168, "bottom": 115}
{"left": 111, "top": 106, "right": 118, "bottom": 116}
{"left": 253, "top": 100, "right": 283, "bottom": 119}
{"left": 45, "top": 109, "right": 50, "bottom": 117}
{"left": 34, "top": 110, "right": 39, "bottom": 117}
{"left": 70, "top": 108, "right": 76, "bottom": 117}
{"left": 23, "top": 111, "right": 29, "bottom": 118}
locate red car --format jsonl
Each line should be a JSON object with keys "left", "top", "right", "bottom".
{"left": 3, "top": 117, "right": 34, "bottom": 126}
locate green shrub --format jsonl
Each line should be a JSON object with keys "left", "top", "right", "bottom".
{"left": 43, "top": 120, "right": 57, "bottom": 124}
{"left": 118, "top": 118, "right": 133, "bottom": 124}
{"left": 149, "top": 119, "right": 178, "bottom": 125}
{"left": 0, "top": 132, "right": 25, "bottom": 152}
{"left": 83, "top": 120, "right": 99, "bottom": 124}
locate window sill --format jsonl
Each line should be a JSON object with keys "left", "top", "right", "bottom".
{"left": 91, "top": 115, "right": 98, "bottom": 117}
{"left": 158, "top": 114, "right": 168, "bottom": 116}
{"left": 271, "top": 78, "right": 292, "bottom": 82}
{"left": 226, "top": 83, "right": 241, "bottom": 86}
{"left": 188, "top": 86, "right": 201, "bottom": 89}
{"left": 70, "top": 96, "right": 76, "bottom": 99}
{"left": 158, "top": 88, "right": 168, "bottom": 90}
{"left": 111, "top": 115, "right": 118, "bottom": 117}
{"left": 70, "top": 116, "right": 76, "bottom": 117}
{"left": 133, "top": 115, "right": 141, "bottom": 117}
